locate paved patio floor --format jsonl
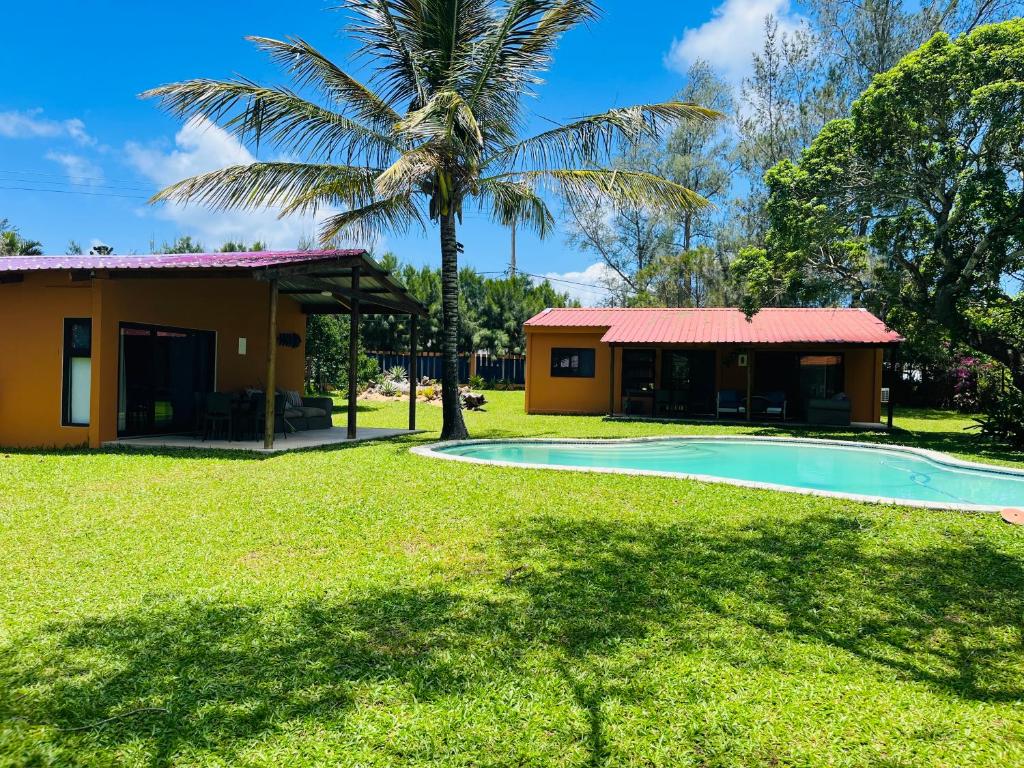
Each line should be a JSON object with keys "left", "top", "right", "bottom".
{"left": 104, "top": 426, "right": 420, "bottom": 454}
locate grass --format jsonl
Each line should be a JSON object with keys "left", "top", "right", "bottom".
{"left": 0, "top": 392, "right": 1022, "bottom": 766}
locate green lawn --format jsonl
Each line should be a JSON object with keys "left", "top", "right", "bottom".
{"left": 1, "top": 393, "right": 1022, "bottom": 766}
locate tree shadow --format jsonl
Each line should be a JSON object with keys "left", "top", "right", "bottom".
{"left": 2, "top": 513, "right": 1021, "bottom": 764}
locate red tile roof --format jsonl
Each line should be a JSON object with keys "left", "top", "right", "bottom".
{"left": 0, "top": 249, "right": 366, "bottom": 272}
{"left": 525, "top": 307, "right": 903, "bottom": 345}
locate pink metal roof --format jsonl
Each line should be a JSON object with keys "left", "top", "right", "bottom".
{"left": 525, "top": 307, "right": 903, "bottom": 345}
{"left": 0, "top": 249, "right": 366, "bottom": 272}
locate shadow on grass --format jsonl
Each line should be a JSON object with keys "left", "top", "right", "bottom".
{"left": 2, "top": 513, "right": 1021, "bottom": 763}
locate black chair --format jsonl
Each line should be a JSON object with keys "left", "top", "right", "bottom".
{"left": 202, "top": 392, "right": 233, "bottom": 441}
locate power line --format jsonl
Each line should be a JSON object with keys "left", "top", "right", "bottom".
{"left": 0, "top": 168, "right": 154, "bottom": 190}
{"left": 0, "top": 185, "right": 149, "bottom": 200}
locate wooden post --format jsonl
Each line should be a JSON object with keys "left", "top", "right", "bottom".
{"left": 408, "top": 314, "right": 418, "bottom": 431}
{"left": 745, "top": 351, "right": 752, "bottom": 421}
{"left": 347, "top": 267, "right": 360, "bottom": 439}
{"left": 887, "top": 346, "right": 897, "bottom": 430}
{"left": 264, "top": 278, "right": 279, "bottom": 449}
{"left": 608, "top": 346, "right": 616, "bottom": 416}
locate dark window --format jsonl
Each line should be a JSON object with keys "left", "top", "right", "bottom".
{"left": 799, "top": 354, "right": 845, "bottom": 400}
{"left": 550, "top": 348, "right": 596, "bottom": 378}
{"left": 621, "top": 349, "right": 656, "bottom": 393}
{"left": 62, "top": 318, "right": 92, "bottom": 426}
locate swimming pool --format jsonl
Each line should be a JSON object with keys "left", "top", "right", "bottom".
{"left": 414, "top": 436, "right": 1024, "bottom": 511}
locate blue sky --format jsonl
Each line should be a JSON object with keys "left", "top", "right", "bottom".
{"left": 0, "top": 0, "right": 797, "bottom": 301}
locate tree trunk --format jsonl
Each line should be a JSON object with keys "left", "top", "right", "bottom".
{"left": 439, "top": 213, "right": 469, "bottom": 441}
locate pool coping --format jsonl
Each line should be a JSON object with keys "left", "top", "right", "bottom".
{"left": 411, "top": 435, "right": 1024, "bottom": 513}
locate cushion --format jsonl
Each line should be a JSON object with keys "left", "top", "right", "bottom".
{"left": 284, "top": 407, "right": 304, "bottom": 419}
{"left": 285, "top": 389, "right": 303, "bottom": 408}
{"left": 296, "top": 406, "right": 327, "bottom": 418}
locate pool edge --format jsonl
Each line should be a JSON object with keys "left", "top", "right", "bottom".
{"left": 411, "top": 435, "right": 1021, "bottom": 513}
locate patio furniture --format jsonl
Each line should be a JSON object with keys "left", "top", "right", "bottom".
{"left": 716, "top": 389, "right": 747, "bottom": 419}
{"left": 202, "top": 392, "right": 233, "bottom": 441}
{"left": 807, "top": 395, "right": 851, "bottom": 426}
{"left": 752, "top": 390, "right": 788, "bottom": 420}
{"left": 253, "top": 392, "right": 290, "bottom": 440}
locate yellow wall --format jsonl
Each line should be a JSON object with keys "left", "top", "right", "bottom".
{"left": 0, "top": 272, "right": 307, "bottom": 449}
{"left": 525, "top": 328, "right": 886, "bottom": 424}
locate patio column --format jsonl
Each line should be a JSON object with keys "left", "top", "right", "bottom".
{"left": 608, "top": 345, "right": 616, "bottom": 416}
{"left": 887, "top": 346, "right": 897, "bottom": 430}
{"left": 347, "top": 266, "right": 361, "bottom": 439}
{"left": 408, "top": 314, "right": 418, "bottom": 431}
{"left": 264, "top": 278, "right": 279, "bottom": 449}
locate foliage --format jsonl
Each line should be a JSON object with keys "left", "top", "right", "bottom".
{"left": 2, "top": 396, "right": 1024, "bottom": 765}
{"left": 972, "top": 389, "right": 1024, "bottom": 447}
{"left": 385, "top": 365, "right": 408, "bottom": 383}
{"left": 0, "top": 218, "right": 42, "bottom": 256}
{"left": 304, "top": 314, "right": 378, "bottom": 393}
{"left": 737, "top": 21, "right": 1024, "bottom": 391}
{"left": 142, "top": 1, "right": 719, "bottom": 441}
{"left": 467, "top": 374, "right": 485, "bottom": 390}
{"left": 160, "top": 235, "right": 205, "bottom": 254}
{"left": 377, "top": 377, "right": 399, "bottom": 397}
{"left": 361, "top": 253, "right": 577, "bottom": 355}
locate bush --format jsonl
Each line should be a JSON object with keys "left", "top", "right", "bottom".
{"left": 420, "top": 385, "right": 437, "bottom": 400}
{"left": 378, "top": 378, "right": 399, "bottom": 398}
{"left": 386, "top": 365, "right": 408, "bottom": 383}
{"left": 468, "top": 374, "right": 485, "bottom": 390}
{"left": 971, "top": 390, "right": 1024, "bottom": 447}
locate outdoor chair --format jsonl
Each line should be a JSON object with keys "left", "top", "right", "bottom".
{"left": 716, "top": 389, "right": 746, "bottom": 419}
{"left": 202, "top": 392, "right": 233, "bottom": 441}
{"left": 752, "top": 390, "right": 787, "bottom": 420}
{"left": 254, "top": 392, "right": 290, "bottom": 441}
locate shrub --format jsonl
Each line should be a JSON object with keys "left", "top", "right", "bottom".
{"left": 387, "top": 365, "right": 408, "bottom": 383}
{"left": 971, "top": 390, "right": 1024, "bottom": 447}
{"left": 378, "top": 378, "right": 399, "bottom": 397}
{"left": 468, "top": 374, "right": 485, "bottom": 390}
{"left": 420, "top": 385, "right": 437, "bottom": 400}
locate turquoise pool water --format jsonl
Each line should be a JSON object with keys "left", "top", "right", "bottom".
{"left": 431, "top": 438, "right": 1024, "bottom": 509}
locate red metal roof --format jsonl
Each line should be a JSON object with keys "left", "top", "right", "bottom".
{"left": 0, "top": 249, "right": 366, "bottom": 272}
{"left": 525, "top": 307, "right": 903, "bottom": 345}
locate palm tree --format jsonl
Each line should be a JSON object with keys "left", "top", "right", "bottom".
{"left": 143, "top": 0, "right": 720, "bottom": 440}
{"left": 0, "top": 219, "right": 43, "bottom": 256}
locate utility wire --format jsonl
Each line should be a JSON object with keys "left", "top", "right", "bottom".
{"left": 0, "top": 184, "right": 150, "bottom": 200}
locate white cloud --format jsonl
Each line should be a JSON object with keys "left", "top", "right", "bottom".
{"left": 125, "top": 117, "right": 340, "bottom": 250}
{"left": 540, "top": 262, "right": 621, "bottom": 306}
{"left": 45, "top": 151, "right": 104, "bottom": 186}
{"left": 0, "top": 109, "right": 95, "bottom": 145}
{"left": 665, "top": 0, "right": 805, "bottom": 84}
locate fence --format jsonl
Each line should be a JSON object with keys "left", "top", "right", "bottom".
{"left": 368, "top": 351, "right": 526, "bottom": 386}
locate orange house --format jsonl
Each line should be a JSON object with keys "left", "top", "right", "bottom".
{"left": 524, "top": 308, "right": 903, "bottom": 427}
{"left": 0, "top": 250, "right": 424, "bottom": 449}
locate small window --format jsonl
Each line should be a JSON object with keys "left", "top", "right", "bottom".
{"left": 551, "top": 348, "right": 596, "bottom": 378}
{"left": 63, "top": 318, "right": 92, "bottom": 426}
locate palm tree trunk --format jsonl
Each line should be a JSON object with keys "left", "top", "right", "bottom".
{"left": 439, "top": 212, "right": 469, "bottom": 441}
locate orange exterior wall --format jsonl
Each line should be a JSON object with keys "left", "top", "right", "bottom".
{"left": 525, "top": 327, "right": 885, "bottom": 424}
{"left": 0, "top": 272, "right": 306, "bottom": 449}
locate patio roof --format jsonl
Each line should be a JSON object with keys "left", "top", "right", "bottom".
{"left": 0, "top": 249, "right": 427, "bottom": 317}
{"left": 525, "top": 307, "right": 903, "bottom": 346}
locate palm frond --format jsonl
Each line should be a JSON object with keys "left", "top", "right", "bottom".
{"left": 374, "top": 145, "right": 445, "bottom": 199}
{"left": 477, "top": 178, "right": 556, "bottom": 237}
{"left": 319, "top": 194, "right": 427, "bottom": 243}
{"left": 503, "top": 168, "right": 712, "bottom": 213}
{"left": 490, "top": 102, "right": 723, "bottom": 171}
{"left": 247, "top": 36, "right": 402, "bottom": 131}
{"left": 395, "top": 90, "right": 484, "bottom": 148}
{"left": 341, "top": 0, "right": 430, "bottom": 105}
{"left": 141, "top": 80, "right": 397, "bottom": 164}
{"left": 149, "top": 163, "right": 380, "bottom": 211}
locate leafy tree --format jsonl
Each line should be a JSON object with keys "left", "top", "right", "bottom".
{"left": 142, "top": 0, "right": 718, "bottom": 439}
{"left": 89, "top": 244, "right": 114, "bottom": 255}
{"left": 736, "top": 21, "right": 1024, "bottom": 389}
{"left": 0, "top": 219, "right": 43, "bottom": 256}
{"left": 305, "top": 315, "right": 379, "bottom": 393}
{"left": 219, "top": 240, "right": 268, "bottom": 252}
{"left": 66, "top": 240, "right": 83, "bottom": 255}
{"left": 161, "top": 235, "right": 205, "bottom": 253}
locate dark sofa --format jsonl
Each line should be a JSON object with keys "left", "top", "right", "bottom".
{"left": 283, "top": 396, "right": 334, "bottom": 431}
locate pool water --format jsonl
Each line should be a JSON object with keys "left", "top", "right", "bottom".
{"left": 430, "top": 438, "right": 1024, "bottom": 510}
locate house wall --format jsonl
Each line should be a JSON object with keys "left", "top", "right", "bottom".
{"left": 0, "top": 272, "right": 307, "bottom": 449}
{"left": 524, "top": 327, "right": 886, "bottom": 424}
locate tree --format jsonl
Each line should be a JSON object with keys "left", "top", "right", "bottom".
{"left": 0, "top": 219, "right": 43, "bottom": 256}
{"left": 220, "top": 240, "right": 268, "bottom": 252}
{"left": 161, "top": 235, "right": 205, "bottom": 253}
{"left": 142, "top": 0, "right": 718, "bottom": 439}
{"left": 89, "top": 244, "right": 114, "bottom": 255}
{"left": 736, "top": 21, "right": 1024, "bottom": 388}
{"left": 66, "top": 240, "right": 83, "bottom": 255}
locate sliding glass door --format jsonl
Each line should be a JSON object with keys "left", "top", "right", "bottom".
{"left": 117, "top": 323, "right": 216, "bottom": 437}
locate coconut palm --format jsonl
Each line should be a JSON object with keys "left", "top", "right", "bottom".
{"left": 0, "top": 220, "right": 43, "bottom": 256}
{"left": 143, "top": 0, "right": 720, "bottom": 440}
